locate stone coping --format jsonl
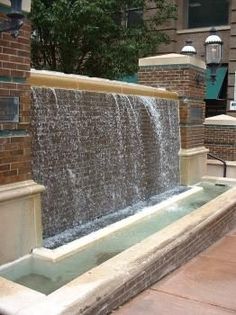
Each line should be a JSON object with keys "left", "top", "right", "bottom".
{"left": 139, "top": 53, "right": 206, "bottom": 70}
{"left": 0, "top": 180, "right": 45, "bottom": 203}
{"left": 28, "top": 70, "right": 178, "bottom": 100}
{"left": 204, "top": 114, "right": 236, "bottom": 126}
{"left": 1, "top": 178, "right": 236, "bottom": 315}
{"left": 179, "top": 146, "right": 209, "bottom": 157}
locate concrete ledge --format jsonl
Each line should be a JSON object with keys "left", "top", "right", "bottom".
{"left": 28, "top": 70, "right": 178, "bottom": 100}
{"left": 0, "top": 180, "right": 45, "bottom": 203}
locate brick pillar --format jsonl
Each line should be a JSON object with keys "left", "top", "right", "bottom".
{"left": 0, "top": 2, "right": 44, "bottom": 264}
{"left": 204, "top": 114, "right": 236, "bottom": 161}
{"left": 138, "top": 53, "right": 209, "bottom": 185}
{"left": 0, "top": 9, "right": 32, "bottom": 184}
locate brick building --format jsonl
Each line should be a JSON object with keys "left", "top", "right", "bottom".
{"left": 145, "top": 0, "right": 236, "bottom": 118}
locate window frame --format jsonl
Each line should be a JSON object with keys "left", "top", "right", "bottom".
{"left": 126, "top": 7, "right": 144, "bottom": 28}
{"left": 185, "top": 0, "right": 230, "bottom": 29}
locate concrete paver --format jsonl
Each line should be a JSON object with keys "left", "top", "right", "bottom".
{"left": 201, "top": 236, "right": 236, "bottom": 263}
{"left": 113, "top": 290, "right": 235, "bottom": 315}
{"left": 113, "top": 230, "right": 236, "bottom": 315}
{"left": 152, "top": 256, "right": 236, "bottom": 311}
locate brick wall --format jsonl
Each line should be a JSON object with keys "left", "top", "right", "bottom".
{"left": 0, "top": 12, "right": 32, "bottom": 185}
{"left": 139, "top": 63, "right": 206, "bottom": 149}
{"left": 31, "top": 88, "right": 180, "bottom": 238}
{"left": 205, "top": 125, "right": 236, "bottom": 161}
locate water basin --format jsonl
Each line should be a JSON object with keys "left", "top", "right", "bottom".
{"left": 0, "top": 182, "right": 229, "bottom": 295}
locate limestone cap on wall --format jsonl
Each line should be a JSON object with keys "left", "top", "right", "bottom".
{"left": 0, "top": 0, "right": 31, "bottom": 12}
{"left": 204, "top": 114, "right": 236, "bottom": 126}
{"left": 139, "top": 53, "right": 206, "bottom": 70}
{"left": 28, "top": 69, "right": 178, "bottom": 100}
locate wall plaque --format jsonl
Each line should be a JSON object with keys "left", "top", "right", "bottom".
{"left": 0, "top": 97, "right": 19, "bottom": 123}
{"left": 189, "top": 107, "right": 203, "bottom": 122}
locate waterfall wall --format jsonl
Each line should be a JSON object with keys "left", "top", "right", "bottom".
{"left": 30, "top": 71, "right": 180, "bottom": 238}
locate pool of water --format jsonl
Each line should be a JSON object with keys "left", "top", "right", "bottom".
{"left": 0, "top": 182, "right": 229, "bottom": 295}
{"left": 43, "top": 186, "right": 188, "bottom": 249}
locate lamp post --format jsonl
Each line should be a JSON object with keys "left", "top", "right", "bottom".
{"left": 0, "top": 0, "right": 24, "bottom": 38}
{"left": 205, "top": 27, "right": 223, "bottom": 84}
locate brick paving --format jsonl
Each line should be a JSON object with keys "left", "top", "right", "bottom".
{"left": 113, "top": 228, "right": 236, "bottom": 315}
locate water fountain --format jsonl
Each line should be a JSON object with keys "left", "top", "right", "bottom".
{"left": 31, "top": 85, "right": 180, "bottom": 243}
{"left": 0, "top": 70, "right": 236, "bottom": 315}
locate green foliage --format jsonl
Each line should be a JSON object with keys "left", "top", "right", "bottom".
{"left": 30, "top": 0, "right": 176, "bottom": 79}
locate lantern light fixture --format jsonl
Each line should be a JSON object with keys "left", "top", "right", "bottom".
{"left": 180, "top": 40, "right": 204, "bottom": 86}
{"left": 0, "top": 0, "right": 24, "bottom": 38}
{"left": 180, "top": 40, "right": 197, "bottom": 56}
{"left": 205, "top": 27, "right": 223, "bottom": 84}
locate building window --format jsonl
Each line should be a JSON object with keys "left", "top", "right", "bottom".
{"left": 188, "top": 0, "right": 229, "bottom": 29}
{"left": 127, "top": 8, "right": 143, "bottom": 28}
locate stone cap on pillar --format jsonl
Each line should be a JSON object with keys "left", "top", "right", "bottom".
{"left": 204, "top": 114, "right": 236, "bottom": 126}
{"left": 139, "top": 53, "right": 206, "bottom": 70}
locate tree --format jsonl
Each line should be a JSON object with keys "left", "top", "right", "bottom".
{"left": 30, "top": 0, "right": 176, "bottom": 79}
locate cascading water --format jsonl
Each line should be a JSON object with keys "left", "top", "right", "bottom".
{"left": 31, "top": 87, "right": 180, "bottom": 245}
{"left": 141, "top": 96, "right": 180, "bottom": 190}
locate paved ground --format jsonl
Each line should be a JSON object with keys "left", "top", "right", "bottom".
{"left": 113, "top": 228, "right": 236, "bottom": 315}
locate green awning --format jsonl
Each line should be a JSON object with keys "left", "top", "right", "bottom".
{"left": 205, "top": 66, "right": 227, "bottom": 100}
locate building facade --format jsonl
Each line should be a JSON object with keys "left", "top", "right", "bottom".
{"left": 146, "top": 0, "right": 236, "bottom": 117}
